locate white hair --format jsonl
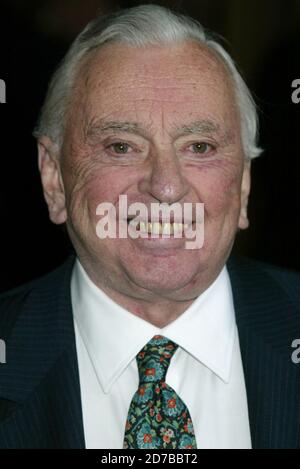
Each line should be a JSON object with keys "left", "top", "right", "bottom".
{"left": 33, "top": 4, "right": 263, "bottom": 160}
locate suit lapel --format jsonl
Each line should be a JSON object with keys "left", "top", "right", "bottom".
{"left": 227, "top": 256, "right": 300, "bottom": 448}
{"left": 0, "top": 255, "right": 85, "bottom": 448}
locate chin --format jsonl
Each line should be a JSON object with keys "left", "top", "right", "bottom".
{"left": 124, "top": 261, "right": 202, "bottom": 295}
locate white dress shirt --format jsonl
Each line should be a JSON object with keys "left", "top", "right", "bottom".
{"left": 71, "top": 259, "right": 252, "bottom": 449}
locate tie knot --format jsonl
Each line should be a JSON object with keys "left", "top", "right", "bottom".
{"left": 136, "top": 335, "right": 178, "bottom": 384}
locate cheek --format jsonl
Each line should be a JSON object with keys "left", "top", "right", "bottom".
{"left": 65, "top": 160, "right": 137, "bottom": 221}
{"left": 86, "top": 172, "right": 122, "bottom": 207}
{"left": 187, "top": 161, "right": 243, "bottom": 217}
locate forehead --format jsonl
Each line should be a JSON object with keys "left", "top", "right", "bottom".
{"left": 72, "top": 41, "right": 238, "bottom": 132}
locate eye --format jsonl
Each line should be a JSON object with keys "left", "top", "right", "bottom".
{"left": 189, "top": 142, "right": 214, "bottom": 154}
{"left": 108, "top": 142, "right": 131, "bottom": 154}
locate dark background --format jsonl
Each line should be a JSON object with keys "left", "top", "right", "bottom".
{"left": 0, "top": 0, "right": 299, "bottom": 292}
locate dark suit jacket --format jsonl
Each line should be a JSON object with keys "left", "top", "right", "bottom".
{"left": 0, "top": 255, "right": 299, "bottom": 448}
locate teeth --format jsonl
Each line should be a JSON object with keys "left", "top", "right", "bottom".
{"left": 138, "top": 222, "right": 189, "bottom": 235}
{"left": 162, "top": 223, "right": 171, "bottom": 235}
{"left": 152, "top": 222, "right": 161, "bottom": 235}
{"left": 140, "top": 221, "right": 147, "bottom": 232}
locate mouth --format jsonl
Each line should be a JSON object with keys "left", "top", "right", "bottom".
{"left": 126, "top": 218, "right": 195, "bottom": 237}
{"left": 120, "top": 218, "right": 202, "bottom": 254}
{"left": 137, "top": 221, "right": 189, "bottom": 236}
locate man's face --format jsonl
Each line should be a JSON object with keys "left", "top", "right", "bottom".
{"left": 40, "top": 41, "right": 250, "bottom": 302}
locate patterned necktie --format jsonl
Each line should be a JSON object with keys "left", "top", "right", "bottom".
{"left": 123, "top": 335, "right": 197, "bottom": 449}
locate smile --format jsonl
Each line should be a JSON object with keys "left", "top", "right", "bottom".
{"left": 136, "top": 221, "right": 190, "bottom": 236}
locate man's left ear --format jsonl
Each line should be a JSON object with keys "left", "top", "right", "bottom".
{"left": 238, "top": 161, "right": 251, "bottom": 230}
{"left": 38, "top": 136, "right": 67, "bottom": 225}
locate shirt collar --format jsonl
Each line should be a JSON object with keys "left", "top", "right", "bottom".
{"left": 71, "top": 259, "right": 236, "bottom": 394}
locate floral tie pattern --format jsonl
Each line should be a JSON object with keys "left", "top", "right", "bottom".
{"left": 123, "top": 335, "right": 197, "bottom": 449}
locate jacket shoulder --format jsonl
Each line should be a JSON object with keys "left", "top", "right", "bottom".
{"left": 0, "top": 256, "right": 76, "bottom": 339}
{"left": 229, "top": 255, "right": 300, "bottom": 299}
{"left": 258, "top": 261, "right": 300, "bottom": 302}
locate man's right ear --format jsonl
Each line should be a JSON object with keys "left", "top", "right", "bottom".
{"left": 37, "top": 136, "right": 67, "bottom": 225}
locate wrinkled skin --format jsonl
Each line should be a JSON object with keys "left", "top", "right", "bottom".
{"left": 38, "top": 41, "right": 251, "bottom": 327}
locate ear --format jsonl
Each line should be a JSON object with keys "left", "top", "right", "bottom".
{"left": 238, "top": 161, "right": 251, "bottom": 230}
{"left": 38, "top": 136, "right": 67, "bottom": 225}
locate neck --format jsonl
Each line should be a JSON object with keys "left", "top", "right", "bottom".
{"left": 98, "top": 285, "right": 196, "bottom": 327}
{"left": 76, "top": 254, "right": 219, "bottom": 328}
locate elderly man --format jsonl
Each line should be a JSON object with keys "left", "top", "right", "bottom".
{"left": 0, "top": 4, "right": 299, "bottom": 449}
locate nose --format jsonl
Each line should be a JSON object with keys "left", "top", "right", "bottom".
{"left": 138, "top": 147, "right": 189, "bottom": 204}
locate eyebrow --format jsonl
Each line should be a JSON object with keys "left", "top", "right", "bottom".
{"left": 84, "top": 119, "right": 148, "bottom": 144}
{"left": 174, "top": 120, "right": 220, "bottom": 136}
{"left": 84, "top": 118, "right": 232, "bottom": 144}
